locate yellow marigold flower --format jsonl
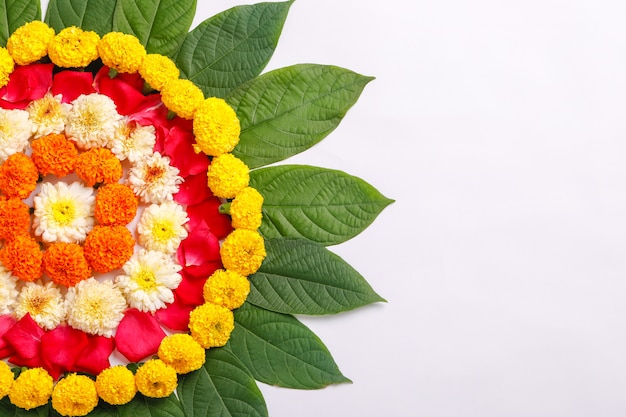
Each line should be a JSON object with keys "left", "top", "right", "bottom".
{"left": 0, "top": 361, "right": 14, "bottom": 399}
{"left": 188, "top": 302, "right": 235, "bottom": 348}
{"left": 0, "top": 47, "right": 14, "bottom": 89}
{"left": 95, "top": 366, "right": 137, "bottom": 405}
{"left": 193, "top": 98, "right": 240, "bottom": 157}
{"left": 206, "top": 154, "right": 249, "bottom": 199}
{"left": 203, "top": 269, "right": 250, "bottom": 310}
{"left": 9, "top": 368, "right": 53, "bottom": 410}
{"left": 160, "top": 79, "right": 204, "bottom": 120}
{"left": 220, "top": 229, "right": 266, "bottom": 276}
{"left": 0, "top": 153, "right": 38, "bottom": 199}
{"left": 0, "top": 198, "right": 30, "bottom": 240}
{"left": 95, "top": 183, "right": 138, "bottom": 226}
{"left": 83, "top": 225, "right": 135, "bottom": 273}
{"left": 43, "top": 242, "right": 91, "bottom": 287}
{"left": 139, "top": 54, "right": 180, "bottom": 91}
{"left": 0, "top": 235, "right": 43, "bottom": 282}
{"left": 48, "top": 26, "right": 100, "bottom": 68}
{"left": 6, "top": 21, "right": 54, "bottom": 65}
{"left": 75, "top": 147, "right": 122, "bottom": 187}
{"left": 97, "top": 32, "right": 146, "bottom": 74}
{"left": 51, "top": 374, "right": 98, "bottom": 417}
{"left": 135, "top": 359, "right": 177, "bottom": 398}
{"left": 158, "top": 334, "right": 206, "bottom": 374}
{"left": 229, "top": 186, "right": 264, "bottom": 230}
{"left": 31, "top": 133, "right": 78, "bottom": 177}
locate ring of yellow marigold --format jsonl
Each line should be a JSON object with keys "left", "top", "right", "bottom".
{"left": 139, "top": 54, "right": 180, "bottom": 91}
{"left": 97, "top": 32, "right": 146, "bottom": 74}
{"left": 6, "top": 21, "right": 55, "bottom": 65}
{"left": 48, "top": 26, "right": 100, "bottom": 68}
{"left": 206, "top": 153, "right": 250, "bottom": 199}
{"left": 192, "top": 97, "right": 241, "bottom": 156}
{"left": 160, "top": 78, "right": 205, "bottom": 120}
{"left": 9, "top": 368, "right": 53, "bottom": 410}
{"left": 228, "top": 186, "right": 264, "bottom": 230}
{"left": 203, "top": 269, "right": 250, "bottom": 310}
{"left": 0, "top": 47, "right": 14, "bottom": 89}
{"left": 95, "top": 366, "right": 137, "bottom": 405}
{"left": 158, "top": 333, "right": 206, "bottom": 374}
{"left": 51, "top": 374, "right": 99, "bottom": 417}
{"left": 135, "top": 359, "right": 178, "bottom": 398}
{"left": 220, "top": 229, "right": 266, "bottom": 276}
{"left": 189, "top": 302, "right": 235, "bottom": 348}
{"left": 0, "top": 361, "right": 13, "bottom": 399}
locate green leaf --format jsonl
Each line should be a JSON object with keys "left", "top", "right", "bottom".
{"left": 44, "top": 0, "right": 117, "bottom": 35}
{"left": 0, "top": 397, "right": 48, "bottom": 417}
{"left": 229, "top": 303, "right": 350, "bottom": 389}
{"left": 175, "top": 1, "right": 292, "bottom": 97}
{"left": 112, "top": 0, "right": 196, "bottom": 56}
{"left": 250, "top": 165, "right": 393, "bottom": 245}
{"left": 248, "top": 238, "right": 385, "bottom": 315}
{"left": 178, "top": 348, "right": 267, "bottom": 417}
{"left": 226, "top": 64, "right": 374, "bottom": 169}
{"left": 118, "top": 393, "right": 184, "bottom": 417}
{"left": 0, "top": 0, "right": 41, "bottom": 46}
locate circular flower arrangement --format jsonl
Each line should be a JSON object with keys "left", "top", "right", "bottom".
{"left": 0, "top": 1, "right": 392, "bottom": 416}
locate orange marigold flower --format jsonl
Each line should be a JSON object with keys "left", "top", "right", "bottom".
{"left": 75, "top": 148, "right": 122, "bottom": 187}
{"left": 0, "top": 235, "right": 43, "bottom": 282}
{"left": 31, "top": 133, "right": 78, "bottom": 177}
{"left": 0, "top": 198, "right": 30, "bottom": 240}
{"left": 83, "top": 225, "right": 134, "bottom": 273}
{"left": 43, "top": 242, "right": 91, "bottom": 287}
{"left": 0, "top": 153, "right": 38, "bottom": 199}
{"left": 95, "top": 183, "right": 138, "bottom": 226}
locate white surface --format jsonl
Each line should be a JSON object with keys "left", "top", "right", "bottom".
{"left": 41, "top": 0, "right": 626, "bottom": 415}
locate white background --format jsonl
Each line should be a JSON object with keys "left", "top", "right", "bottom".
{"left": 44, "top": 0, "right": 626, "bottom": 416}
{"left": 197, "top": 1, "right": 626, "bottom": 416}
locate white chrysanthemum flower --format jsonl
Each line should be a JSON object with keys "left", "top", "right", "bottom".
{"left": 128, "top": 152, "right": 182, "bottom": 203}
{"left": 65, "top": 93, "right": 122, "bottom": 149}
{"left": 66, "top": 278, "right": 127, "bottom": 337}
{"left": 0, "top": 266, "right": 18, "bottom": 315}
{"left": 33, "top": 181, "right": 95, "bottom": 243}
{"left": 138, "top": 201, "right": 189, "bottom": 254}
{"left": 0, "top": 108, "right": 34, "bottom": 162}
{"left": 26, "top": 92, "right": 71, "bottom": 138}
{"left": 111, "top": 119, "right": 156, "bottom": 163}
{"left": 15, "top": 281, "right": 66, "bottom": 330}
{"left": 116, "top": 249, "right": 182, "bottom": 313}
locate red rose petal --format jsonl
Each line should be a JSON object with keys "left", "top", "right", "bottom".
{"left": 174, "top": 173, "right": 214, "bottom": 206}
{"left": 179, "top": 221, "right": 221, "bottom": 267}
{"left": 74, "top": 335, "right": 115, "bottom": 375}
{"left": 163, "top": 126, "right": 209, "bottom": 177}
{"left": 96, "top": 67, "right": 146, "bottom": 115}
{"left": 187, "top": 198, "right": 233, "bottom": 240}
{"left": 116, "top": 309, "right": 166, "bottom": 362}
{"left": 0, "top": 315, "right": 17, "bottom": 358}
{"left": 6, "top": 315, "right": 45, "bottom": 368}
{"left": 41, "top": 326, "right": 89, "bottom": 379}
{"left": 155, "top": 294, "right": 194, "bottom": 331}
{"left": 175, "top": 273, "right": 207, "bottom": 306}
{"left": 52, "top": 70, "right": 96, "bottom": 103}
{"left": 0, "top": 64, "right": 54, "bottom": 108}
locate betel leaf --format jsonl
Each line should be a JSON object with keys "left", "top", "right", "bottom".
{"left": 44, "top": 0, "right": 117, "bottom": 35}
{"left": 248, "top": 238, "right": 385, "bottom": 315}
{"left": 175, "top": 1, "right": 292, "bottom": 98}
{"left": 0, "top": 397, "right": 48, "bottom": 417}
{"left": 118, "top": 393, "right": 185, "bottom": 417}
{"left": 0, "top": 0, "right": 41, "bottom": 46}
{"left": 177, "top": 348, "right": 267, "bottom": 417}
{"left": 227, "top": 64, "right": 374, "bottom": 169}
{"left": 250, "top": 165, "right": 393, "bottom": 245}
{"left": 112, "top": 0, "right": 196, "bottom": 56}
{"left": 229, "top": 303, "right": 350, "bottom": 389}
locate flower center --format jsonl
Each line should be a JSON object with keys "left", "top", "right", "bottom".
{"left": 51, "top": 200, "right": 76, "bottom": 225}
{"left": 27, "top": 294, "right": 51, "bottom": 315}
{"left": 135, "top": 269, "right": 157, "bottom": 291}
{"left": 145, "top": 165, "right": 166, "bottom": 182}
{"left": 150, "top": 219, "right": 176, "bottom": 243}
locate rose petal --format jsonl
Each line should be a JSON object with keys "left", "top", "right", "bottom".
{"left": 95, "top": 66, "right": 146, "bottom": 115}
{"left": 174, "top": 173, "right": 214, "bottom": 206}
{"left": 5, "top": 314, "right": 45, "bottom": 360}
{"left": 187, "top": 198, "right": 233, "bottom": 240}
{"left": 0, "top": 315, "right": 17, "bottom": 358}
{"left": 179, "top": 221, "right": 221, "bottom": 267}
{"left": 163, "top": 126, "right": 209, "bottom": 177}
{"left": 116, "top": 309, "right": 166, "bottom": 362}
{"left": 175, "top": 272, "right": 207, "bottom": 306}
{"left": 74, "top": 335, "right": 115, "bottom": 375}
{"left": 0, "top": 64, "right": 54, "bottom": 109}
{"left": 41, "top": 326, "right": 89, "bottom": 379}
{"left": 52, "top": 70, "right": 96, "bottom": 103}
{"left": 155, "top": 294, "right": 194, "bottom": 331}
